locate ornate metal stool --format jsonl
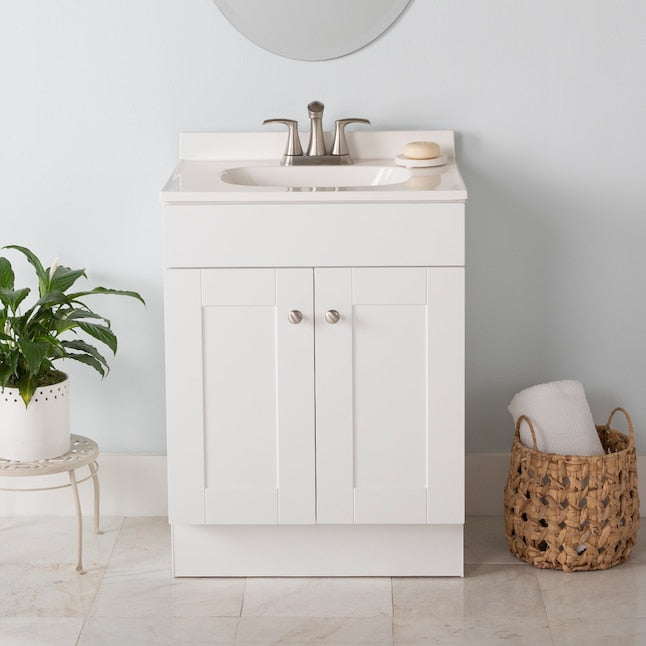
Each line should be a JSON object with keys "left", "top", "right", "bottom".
{"left": 0, "top": 434, "right": 101, "bottom": 573}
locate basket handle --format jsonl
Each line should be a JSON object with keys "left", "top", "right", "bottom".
{"left": 515, "top": 414, "right": 538, "bottom": 451}
{"left": 605, "top": 407, "right": 635, "bottom": 448}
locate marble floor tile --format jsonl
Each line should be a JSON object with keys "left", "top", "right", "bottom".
{"left": 99, "top": 516, "right": 170, "bottom": 575}
{"left": 90, "top": 574, "right": 246, "bottom": 617}
{"left": 242, "top": 577, "right": 393, "bottom": 617}
{"left": 8, "top": 515, "right": 646, "bottom": 644}
{"left": 0, "top": 515, "right": 123, "bottom": 569}
{"left": 548, "top": 617, "right": 646, "bottom": 646}
{"left": 78, "top": 616, "right": 174, "bottom": 645}
{"left": 537, "top": 561, "right": 646, "bottom": 619}
{"left": 393, "top": 564, "right": 546, "bottom": 618}
{"left": 235, "top": 616, "right": 394, "bottom": 644}
{"left": 0, "top": 618, "right": 84, "bottom": 645}
{"left": 172, "top": 617, "right": 238, "bottom": 644}
{"left": 394, "top": 616, "right": 554, "bottom": 645}
{"left": 1, "top": 563, "right": 105, "bottom": 618}
{"left": 0, "top": 516, "right": 122, "bottom": 618}
{"left": 87, "top": 517, "right": 183, "bottom": 618}
{"left": 393, "top": 574, "right": 465, "bottom": 618}
{"left": 78, "top": 616, "right": 238, "bottom": 646}
{"left": 464, "top": 516, "right": 520, "bottom": 565}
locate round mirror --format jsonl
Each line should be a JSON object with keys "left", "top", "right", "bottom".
{"left": 214, "top": 0, "right": 411, "bottom": 61}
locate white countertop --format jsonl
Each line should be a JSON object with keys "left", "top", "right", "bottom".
{"left": 160, "top": 130, "right": 467, "bottom": 204}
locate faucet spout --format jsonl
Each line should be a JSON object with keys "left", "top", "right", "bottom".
{"left": 306, "top": 101, "right": 326, "bottom": 157}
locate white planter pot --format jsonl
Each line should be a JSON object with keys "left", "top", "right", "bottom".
{"left": 0, "top": 376, "right": 70, "bottom": 461}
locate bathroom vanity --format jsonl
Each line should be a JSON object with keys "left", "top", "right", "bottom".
{"left": 161, "top": 130, "right": 467, "bottom": 576}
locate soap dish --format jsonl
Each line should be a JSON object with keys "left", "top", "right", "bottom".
{"left": 395, "top": 154, "right": 448, "bottom": 168}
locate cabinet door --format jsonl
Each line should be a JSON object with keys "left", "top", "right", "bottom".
{"left": 201, "top": 268, "right": 315, "bottom": 524}
{"left": 315, "top": 268, "right": 464, "bottom": 525}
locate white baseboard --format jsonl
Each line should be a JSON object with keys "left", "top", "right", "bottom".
{"left": 2, "top": 453, "right": 644, "bottom": 518}
{"left": 0, "top": 454, "right": 168, "bottom": 517}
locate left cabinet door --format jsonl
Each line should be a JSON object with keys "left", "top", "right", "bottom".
{"left": 164, "top": 268, "right": 316, "bottom": 525}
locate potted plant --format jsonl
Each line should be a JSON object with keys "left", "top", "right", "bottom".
{"left": 0, "top": 245, "right": 144, "bottom": 461}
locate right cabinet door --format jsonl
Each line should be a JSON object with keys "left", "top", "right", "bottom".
{"left": 315, "top": 267, "right": 464, "bottom": 525}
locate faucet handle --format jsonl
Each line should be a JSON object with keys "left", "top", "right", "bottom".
{"left": 331, "top": 118, "right": 371, "bottom": 158}
{"left": 263, "top": 119, "right": 303, "bottom": 160}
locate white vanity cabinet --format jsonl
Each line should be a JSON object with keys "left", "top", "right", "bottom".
{"left": 162, "top": 131, "right": 467, "bottom": 576}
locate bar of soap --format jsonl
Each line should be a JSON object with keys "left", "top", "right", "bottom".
{"left": 403, "top": 141, "right": 441, "bottom": 160}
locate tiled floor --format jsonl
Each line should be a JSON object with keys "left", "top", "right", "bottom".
{"left": 1, "top": 516, "right": 645, "bottom": 645}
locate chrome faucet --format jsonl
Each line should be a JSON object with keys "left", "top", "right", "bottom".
{"left": 263, "top": 101, "right": 370, "bottom": 166}
{"left": 306, "top": 101, "right": 326, "bottom": 157}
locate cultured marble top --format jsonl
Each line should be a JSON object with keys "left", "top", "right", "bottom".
{"left": 160, "top": 130, "right": 467, "bottom": 203}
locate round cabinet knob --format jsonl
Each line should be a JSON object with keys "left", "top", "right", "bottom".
{"left": 288, "top": 309, "right": 304, "bottom": 324}
{"left": 325, "top": 309, "right": 341, "bottom": 324}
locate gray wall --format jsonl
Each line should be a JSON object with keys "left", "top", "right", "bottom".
{"left": 1, "top": 1, "right": 644, "bottom": 453}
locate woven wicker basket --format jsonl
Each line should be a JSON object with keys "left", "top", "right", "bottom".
{"left": 504, "top": 407, "right": 639, "bottom": 572}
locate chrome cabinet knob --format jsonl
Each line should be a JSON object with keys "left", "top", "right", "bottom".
{"left": 288, "top": 309, "right": 304, "bottom": 324}
{"left": 325, "top": 309, "right": 341, "bottom": 324}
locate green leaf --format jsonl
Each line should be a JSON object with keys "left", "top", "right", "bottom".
{"left": 5, "top": 313, "right": 29, "bottom": 338}
{"left": 63, "top": 308, "right": 100, "bottom": 318}
{"left": 0, "top": 287, "right": 31, "bottom": 312}
{"left": 53, "top": 319, "right": 79, "bottom": 335}
{"left": 0, "top": 353, "right": 18, "bottom": 387}
{"left": 33, "top": 291, "right": 70, "bottom": 309}
{"left": 68, "top": 286, "right": 145, "bottom": 306}
{"left": 16, "top": 373, "right": 38, "bottom": 407}
{"left": 35, "top": 334, "right": 65, "bottom": 359}
{"left": 52, "top": 308, "right": 108, "bottom": 335}
{"left": 77, "top": 322, "right": 118, "bottom": 353}
{"left": 0, "top": 258, "right": 14, "bottom": 290}
{"left": 48, "top": 265, "right": 87, "bottom": 293}
{"left": 63, "top": 352, "right": 106, "bottom": 377}
{"left": 17, "top": 339, "right": 50, "bottom": 376}
{"left": 61, "top": 339, "right": 109, "bottom": 368}
{"left": 3, "top": 245, "right": 48, "bottom": 297}
{"left": 57, "top": 307, "right": 109, "bottom": 322}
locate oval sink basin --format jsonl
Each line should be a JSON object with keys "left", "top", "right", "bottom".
{"left": 221, "top": 165, "right": 411, "bottom": 188}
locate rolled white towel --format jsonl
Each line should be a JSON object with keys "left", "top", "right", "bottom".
{"left": 508, "top": 380, "right": 604, "bottom": 455}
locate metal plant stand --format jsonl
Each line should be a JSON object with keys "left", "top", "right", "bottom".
{"left": 0, "top": 435, "right": 101, "bottom": 574}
